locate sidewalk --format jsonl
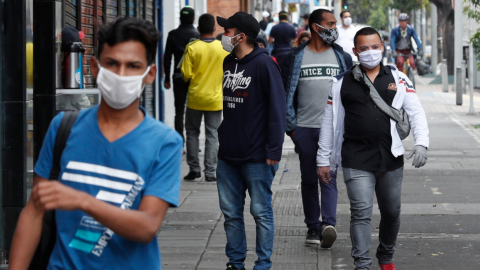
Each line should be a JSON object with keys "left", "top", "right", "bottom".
{"left": 157, "top": 74, "right": 480, "bottom": 270}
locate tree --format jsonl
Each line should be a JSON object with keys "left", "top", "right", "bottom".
{"left": 367, "top": 0, "right": 391, "bottom": 30}
{"left": 430, "top": 0, "right": 455, "bottom": 75}
{"left": 465, "top": 0, "right": 480, "bottom": 70}
{"left": 348, "top": 0, "right": 390, "bottom": 29}
{"left": 391, "top": 0, "right": 428, "bottom": 14}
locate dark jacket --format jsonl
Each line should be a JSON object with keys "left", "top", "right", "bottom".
{"left": 219, "top": 44, "right": 286, "bottom": 164}
{"left": 281, "top": 41, "right": 353, "bottom": 135}
{"left": 390, "top": 24, "right": 422, "bottom": 52}
{"left": 163, "top": 24, "right": 199, "bottom": 83}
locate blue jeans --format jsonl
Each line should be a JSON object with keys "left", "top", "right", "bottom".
{"left": 343, "top": 167, "right": 404, "bottom": 270}
{"left": 216, "top": 159, "right": 279, "bottom": 270}
{"left": 293, "top": 127, "right": 338, "bottom": 229}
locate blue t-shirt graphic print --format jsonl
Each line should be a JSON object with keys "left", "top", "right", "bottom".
{"left": 34, "top": 105, "right": 183, "bottom": 270}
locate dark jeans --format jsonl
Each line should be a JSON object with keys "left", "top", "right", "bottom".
{"left": 293, "top": 127, "right": 338, "bottom": 229}
{"left": 343, "top": 167, "right": 403, "bottom": 270}
{"left": 216, "top": 159, "right": 279, "bottom": 270}
{"left": 173, "top": 77, "right": 189, "bottom": 142}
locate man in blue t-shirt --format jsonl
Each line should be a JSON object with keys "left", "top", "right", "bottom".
{"left": 9, "top": 18, "right": 182, "bottom": 270}
{"left": 268, "top": 11, "right": 296, "bottom": 60}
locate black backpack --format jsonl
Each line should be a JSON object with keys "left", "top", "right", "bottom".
{"left": 29, "top": 110, "right": 79, "bottom": 270}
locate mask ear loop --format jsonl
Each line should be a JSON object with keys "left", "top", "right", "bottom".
{"left": 231, "top": 34, "right": 241, "bottom": 47}
{"left": 141, "top": 66, "right": 151, "bottom": 77}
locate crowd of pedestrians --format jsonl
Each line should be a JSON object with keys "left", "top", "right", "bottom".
{"left": 8, "top": 6, "right": 430, "bottom": 270}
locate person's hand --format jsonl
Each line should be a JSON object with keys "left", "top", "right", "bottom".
{"left": 392, "top": 51, "right": 398, "bottom": 58}
{"left": 32, "top": 181, "right": 89, "bottom": 211}
{"left": 317, "top": 166, "right": 331, "bottom": 184}
{"left": 164, "top": 81, "right": 171, "bottom": 89}
{"left": 289, "top": 131, "right": 295, "bottom": 139}
{"left": 267, "top": 159, "right": 279, "bottom": 165}
{"left": 406, "top": 145, "right": 428, "bottom": 168}
{"left": 417, "top": 49, "right": 423, "bottom": 57}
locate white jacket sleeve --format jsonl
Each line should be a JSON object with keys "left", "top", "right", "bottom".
{"left": 401, "top": 78, "right": 430, "bottom": 148}
{"left": 317, "top": 89, "right": 334, "bottom": 167}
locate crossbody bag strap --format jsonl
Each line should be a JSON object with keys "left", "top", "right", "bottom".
{"left": 352, "top": 65, "right": 402, "bottom": 123}
{"left": 49, "top": 110, "right": 80, "bottom": 180}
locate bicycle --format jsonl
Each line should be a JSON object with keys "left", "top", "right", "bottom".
{"left": 396, "top": 53, "right": 416, "bottom": 89}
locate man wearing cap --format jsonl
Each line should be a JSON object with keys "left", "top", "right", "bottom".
{"left": 259, "top": 11, "right": 270, "bottom": 31}
{"left": 268, "top": 11, "right": 296, "bottom": 60}
{"left": 163, "top": 6, "right": 200, "bottom": 143}
{"left": 216, "top": 12, "right": 286, "bottom": 270}
{"left": 281, "top": 8, "right": 352, "bottom": 248}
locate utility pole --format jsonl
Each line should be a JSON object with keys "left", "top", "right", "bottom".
{"left": 468, "top": 4, "right": 475, "bottom": 114}
{"left": 454, "top": 0, "right": 464, "bottom": 92}
{"left": 431, "top": 3, "right": 438, "bottom": 74}
{"left": 309, "top": 0, "right": 315, "bottom": 13}
{"left": 421, "top": 6, "right": 427, "bottom": 61}
{"left": 334, "top": 0, "right": 341, "bottom": 20}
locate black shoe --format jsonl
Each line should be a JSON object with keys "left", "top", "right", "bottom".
{"left": 226, "top": 265, "right": 245, "bottom": 270}
{"left": 305, "top": 228, "right": 321, "bottom": 244}
{"left": 183, "top": 171, "right": 201, "bottom": 180}
{"left": 320, "top": 225, "right": 337, "bottom": 248}
{"left": 205, "top": 176, "right": 216, "bottom": 182}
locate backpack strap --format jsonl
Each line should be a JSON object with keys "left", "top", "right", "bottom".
{"left": 49, "top": 110, "right": 80, "bottom": 180}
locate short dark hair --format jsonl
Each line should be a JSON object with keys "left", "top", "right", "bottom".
{"left": 308, "top": 9, "right": 333, "bottom": 31}
{"left": 353, "top": 27, "right": 382, "bottom": 47}
{"left": 235, "top": 29, "right": 255, "bottom": 47}
{"left": 97, "top": 17, "right": 161, "bottom": 64}
{"left": 340, "top": 11, "right": 350, "bottom": 19}
{"left": 198, "top": 14, "right": 215, "bottom": 35}
{"left": 279, "top": 11, "right": 288, "bottom": 21}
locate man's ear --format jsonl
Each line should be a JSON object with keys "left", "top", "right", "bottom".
{"left": 234, "top": 33, "right": 244, "bottom": 45}
{"left": 352, "top": 48, "right": 359, "bottom": 58}
{"left": 91, "top": 57, "right": 99, "bottom": 79}
{"left": 144, "top": 64, "right": 157, "bottom": 85}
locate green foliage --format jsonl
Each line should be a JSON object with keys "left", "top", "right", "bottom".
{"left": 367, "top": 4, "right": 389, "bottom": 29}
{"left": 465, "top": 0, "right": 480, "bottom": 70}
{"left": 348, "top": 0, "right": 391, "bottom": 29}
{"left": 390, "top": 0, "right": 430, "bottom": 14}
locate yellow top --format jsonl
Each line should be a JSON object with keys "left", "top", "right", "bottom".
{"left": 181, "top": 39, "right": 228, "bottom": 111}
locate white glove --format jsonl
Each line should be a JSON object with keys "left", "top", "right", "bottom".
{"left": 406, "top": 145, "right": 428, "bottom": 168}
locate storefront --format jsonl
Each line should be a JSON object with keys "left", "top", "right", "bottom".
{"left": 0, "top": 0, "right": 164, "bottom": 261}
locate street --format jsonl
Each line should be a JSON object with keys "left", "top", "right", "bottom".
{"left": 159, "top": 75, "right": 480, "bottom": 270}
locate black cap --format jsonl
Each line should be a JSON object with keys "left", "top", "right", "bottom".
{"left": 62, "top": 25, "right": 80, "bottom": 46}
{"left": 180, "top": 6, "right": 195, "bottom": 20}
{"left": 217, "top": 12, "right": 260, "bottom": 39}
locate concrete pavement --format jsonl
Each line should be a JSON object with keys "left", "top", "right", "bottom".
{"left": 158, "top": 76, "right": 480, "bottom": 269}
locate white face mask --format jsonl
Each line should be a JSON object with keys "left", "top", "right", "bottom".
{"left": 96, "top": 64, "right": 151, "bottom": 110}
{"left": 221, "top": 34, "right": 240, "bottom": 52}
{"left": 273, "top": 16, "right": 279, "bottom": 23}
{"left": 357, "top": 49, "right": 383, "bottom": 69}
{"left": 343, "top": 17, "right": 352, "bottom": 26}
